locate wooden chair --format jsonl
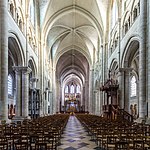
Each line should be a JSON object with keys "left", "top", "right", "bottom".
{"left": 132, "top": 139, "right": 144, "bottom": 150}
{"left": 106, "top": 136, "right": 118, "bottom": 150}
{"left": 35, "top": 142, "right": 47, "bottom": 150}
{"left": 115, "top": 141, "right": 129, "bottom": 150}
{"left": 14, "top": 142, "right": 28, "bottom": 150}
{"left": 29, "top": 134, "right": 39, "bottom": 150}
{"left": 44, "top": 134, "right": 56, "bottom": 150}
{"left": 0, "top": 143, "right": 8, "bottom": 150}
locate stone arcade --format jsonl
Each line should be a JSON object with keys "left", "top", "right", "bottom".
{"left": 0, "top": 0, "right": 148, "bottom": 128}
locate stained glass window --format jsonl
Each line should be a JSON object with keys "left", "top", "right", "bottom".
{"left": 112, "top": 0, "right": 118, "bottom": 28}
{"left": 70, "top": 85, "right": 75, "bottom": 94}
{"left": 76, "top": 85, "right": 80, "bottom": 93}
{"left": 8, "top": 74, "right": 13, "bottom": 96}
{"left": 130, "top": 76, "right": 137, "bottom": 97}
{"left": 29, "top": 0, "right": 35, "bottom": 26}
{"left": 65, "top": 85, "right": 69, "bottom": 93}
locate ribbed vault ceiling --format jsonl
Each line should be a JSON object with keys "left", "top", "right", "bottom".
{"left": 40, "top": 0, "right": 109, "bottom": 88}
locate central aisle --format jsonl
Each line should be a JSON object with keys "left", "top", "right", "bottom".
{"left": 58, "top": 115, "right": 99, "bottom": 150}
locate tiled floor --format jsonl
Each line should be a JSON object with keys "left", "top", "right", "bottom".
{"left": 58, "top": 115, "right": 102, "bottom": 150}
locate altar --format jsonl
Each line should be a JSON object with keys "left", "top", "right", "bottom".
{"left": 63, "top": 84, "right": 81, "bottom": 113}
{"left": 65, "top": 100, "right": 80, "bottom": 112}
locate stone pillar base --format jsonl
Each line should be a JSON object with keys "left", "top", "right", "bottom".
{"left": 0, "top": 119, "right": 11, "bottom": 124}
{"left": 134, "top": 117, "right": 146, "bottom": 123}
{"left": 145, "top": 118, "right": 150, "bottom": 124}
{"left": 0, "top": 115, "right": 10, "bottom": 124}
{"left": 11, "top": 116, "right": 31, "bottom": 124}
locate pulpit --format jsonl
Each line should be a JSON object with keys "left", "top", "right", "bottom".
{"left": 100, "top": 71, "right": 119, "bottom": 119}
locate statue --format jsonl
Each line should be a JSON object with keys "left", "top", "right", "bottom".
{"left": 130, "top": 104, "right": 135, "bottom": 116}
{"left": 134, "top": 104, "right": 137, "bottom": 119}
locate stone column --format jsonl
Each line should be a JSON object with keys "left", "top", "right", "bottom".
{"left": 56, "top": 79, "right": 60, "bottom": 113}
{"left": 98, "top": 90, "right": 102, "bottom": 115}
{"left": 101, "top": 45, "right": 106, "bottom": 106}
{"left": 0, "top": 0, "right": 8, "bottom": 122}
{"left": 124, "top": 68, "right": 132, "bottom": 112}
{"left": 118, "top": 68, "right": 132, "bottom": 111}
{"left": 45, "top": 89, "right": 48, "bottom": 114}
{"left": 104, "top": 43, "right": 108, "bottom": 81}
{"left": 118, "top": 69, "right": 124, "bottom": 109}
{"left": 39, "top": 92, "right": 43, "bottom": 116}
{"left": 89, "top": 69, "right": 94, "bottom": 113}
{"left": 139, "top": 0, "right": 147, "bottom": 118}
{"left": 84, "top": 80, "right": 88, "bottom": 112}
{"left": 49, "top": 91, "right": 52, "bottom": 114}
{"left": 147, "top": 0, "right": 150, "bottom": 118}
{"left": 52, "top": 68, "right": 56, "bottom": 114}
{"left": 81, "top": 86, "right": 85, "bottom": 109}
{"left": 25, "top": 14, "right": 29, "bottom": 66}
{"left": 118, "top": 18, "right": 121, "bottom": 67}
{"left": 62, "top": 86, "right": 65, "bottom": 107}
{"left": 13, "top": 67, "right": 22, "bottom": 117}
{"left": 30, "top": 77, "right": 38, "bottom": 89}
{"left": 100, "top": 90, "right": 103, "bottom": 114}
{"left": 94, "top": 90, "right": 98, "bottom": 115}
{"left": 22, "top": 67, "right": 32, "bottom": 118}
{"left": 136, "top": 81, "right": 140, "bottom": 117}
{"left": 59, "top": 85, "right": 62, "bottom": 112}
{"left": 97, "top": 37, "right": 100, "bottom": 62}
{"left": 98, "top": 90, "right": 101, "bottom": 115}
{"left": 39, "top": 42, "right": 45, "bottom": 116}
{"left": 42, "top": 92, "right": 45, "bottom": 115}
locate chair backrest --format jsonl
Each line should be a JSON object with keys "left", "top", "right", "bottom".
{"left": 29, "top": 134, "right": 39, "bottom": 144}
{"left": 14, "top": 142, "right": 28, "bottom": 150}
{"left": 35, "top": 143, "right": 47, "bottom": 150}
{"left": 115, "top": 141, "right": 129, "bottom": 150}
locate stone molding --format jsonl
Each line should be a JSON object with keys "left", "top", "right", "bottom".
{"left": 13, "top": 66, "right": 32, "bottom": 74}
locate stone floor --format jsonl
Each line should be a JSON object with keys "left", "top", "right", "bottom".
{"left": 58, "top": 115, "right": 102, "bottom": 150}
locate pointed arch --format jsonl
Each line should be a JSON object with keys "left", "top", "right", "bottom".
{"left": 28, "top": 0, "right": 35, "bottom": 26}
{"left": 8, "top": 31, "right": 25, "bottom": 66}
{"left": 28, "top": 57, "right": 37, "bottom": 77}
{"left": 111, "top": 0, "right": 119, "bottom": 28}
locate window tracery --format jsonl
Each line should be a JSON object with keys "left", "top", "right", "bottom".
{"left": 130, "top": 76, "right": 137, "bottom": 97}
{"left": 8, "top": 74, "right": 13, "bottom": 96}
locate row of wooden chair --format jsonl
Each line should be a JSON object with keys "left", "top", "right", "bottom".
{"left": 0, "top": 114, "right": 69, "bottom": 150}
{"left": 76, "top": 114, "right": 150, "bottom": 150}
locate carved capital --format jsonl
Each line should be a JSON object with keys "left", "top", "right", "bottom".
{"left": 13, "top": 66, "right": 32, "bottom": 74}
{"left": 30, "top": 77, "right": 39, "bottom": 83}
